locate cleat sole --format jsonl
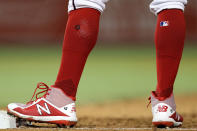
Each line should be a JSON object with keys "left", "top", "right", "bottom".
{"left": 153, "top": 121, "right": 174, "bottom": 128}
{"left": 152, "top": 121, "right": 182, "bottom": 128}
{"left": 7, "top": 109, "right": 77, "bottom": 128}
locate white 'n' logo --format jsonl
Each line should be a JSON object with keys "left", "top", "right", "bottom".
{"left": 36, "top": 103, "right": 51, "bottom": 115}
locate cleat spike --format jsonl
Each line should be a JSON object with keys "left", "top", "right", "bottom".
{"left": 26, "top": 121, "right": 32, "bottom": 125}
{"left": 57, "top": 124, "right": 65, "bottom": 128}
{"left": 15, "top": 117, "right": 29, "bottom": 127}
{"left": 157, "top": 125, "right": 166, "bottom": 128}
{"left": 69, "top": 125, "right": 75, "bottom": 128}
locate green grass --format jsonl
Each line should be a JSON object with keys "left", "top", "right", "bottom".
{"left": 0, "top": 43, "right": 197, "bottom": 107}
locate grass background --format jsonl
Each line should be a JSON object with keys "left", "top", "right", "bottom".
{"left": 0, "top": 42, "right": 197, "bottom": 107}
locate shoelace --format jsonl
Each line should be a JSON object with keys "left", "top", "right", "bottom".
{"left": 27, "top": 82, "right": 51, "bottom": 104}
{"left": 147, "top": 97, "right": 151, "bottom": 108}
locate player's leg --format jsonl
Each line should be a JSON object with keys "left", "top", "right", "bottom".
{"left": 7, "top": 0, "right": 109, "bottom": 127}
{"left": 53, "top": 7, "right": 101, "bottom": 102}
{"left": 149, "top": 0, "right": 187, "bottom": 127}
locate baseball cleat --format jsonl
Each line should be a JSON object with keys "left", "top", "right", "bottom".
{"left": 7, "top": 82, "right": 77, "bottom": 127}
{"left": 150, "top": 91, "right": 183, "bottom": 128}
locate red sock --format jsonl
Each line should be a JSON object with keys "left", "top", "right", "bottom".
{"left": 54, "top": 8, "right": 100, "bottom": 101}
{"left": 155, "top": 9, "right": 186, "bottom": 98}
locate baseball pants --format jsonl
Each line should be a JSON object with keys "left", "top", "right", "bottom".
{"left": 68, "top": 0, "right": 187, "bottom": 15}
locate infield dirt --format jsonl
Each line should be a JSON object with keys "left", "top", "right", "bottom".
{"left": 77, "top": 94, "right": 197, "bottom": 129}
{"left": 2, "top": 94, "right": 197, "bottom": 131}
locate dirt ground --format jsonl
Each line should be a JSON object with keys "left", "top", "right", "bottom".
{"left": 76, "top": 94, "right": 197, "bottom": 129}
{"left": 2, "top": 94, "right": 197, "bottom": 131}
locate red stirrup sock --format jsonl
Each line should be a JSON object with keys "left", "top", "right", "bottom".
{"left": 155, "top": 9, "right": 186, "bottom": 98}
{"left": 54, "top": 8, "right": 100, "bottom": 101}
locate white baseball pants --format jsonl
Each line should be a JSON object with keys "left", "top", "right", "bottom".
{"left": 68, "top": 0, "right": 188, "bottom": 15}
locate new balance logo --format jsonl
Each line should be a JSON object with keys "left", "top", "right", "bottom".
{"left": 36, "top": 103, "right": 51, "bottom": 115}
{"left": 158, "top": 105, "right": 168, "bottom": 112}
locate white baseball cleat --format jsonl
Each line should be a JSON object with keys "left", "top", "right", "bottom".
{"left": 150, "top": 91, "right": 183, "bottom": 128}
{"left": 7, "top": 82, "right": 77, "bottom": 127}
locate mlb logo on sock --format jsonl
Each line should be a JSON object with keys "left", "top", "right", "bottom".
{"left": 160, "top": 21, "right": 169, "bottom": 27}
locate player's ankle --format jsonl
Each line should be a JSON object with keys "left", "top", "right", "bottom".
{"left": 53, "top": 79, "right": 77, "bottom": 101}
{"left": 46, "top": 87, "right": 75, "bottom": 107}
